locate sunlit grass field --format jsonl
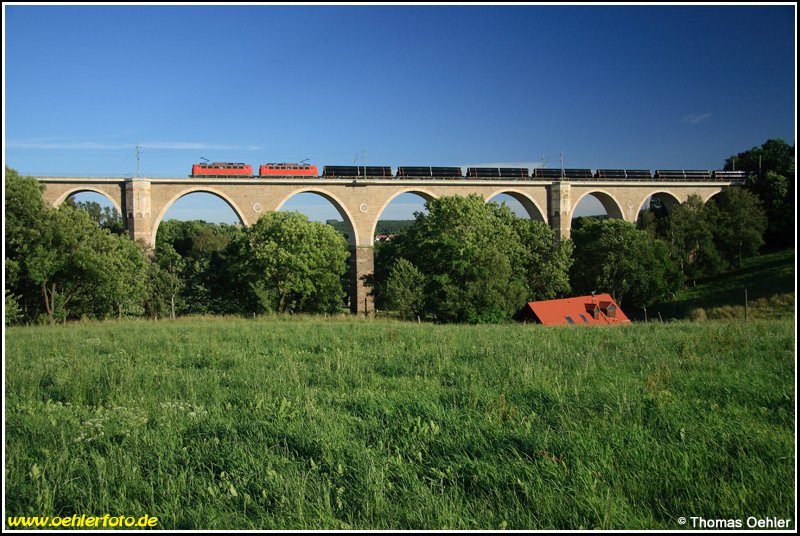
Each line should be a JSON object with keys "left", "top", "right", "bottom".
{"left": 5, "top": 317, "right": 795, "bottom": 529}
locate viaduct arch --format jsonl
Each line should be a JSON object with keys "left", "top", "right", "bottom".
{"left": 51, "top": 184, "right": 125, "bottom": 215}
{"left": 151, "top": 187, "right": 249, "bottom": 240}
{"left": 486, "top": 189, "right": 547, "bottom": 221}
{"left": 37, "top": 176, "right": 737, "bottom": 315}
{"left": 369, "top": 189, "right": 438, "bottom": 241}
{"left": 276, "top": 188, "right": 360, "bottom": 247}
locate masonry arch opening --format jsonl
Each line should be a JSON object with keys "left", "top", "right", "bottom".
{"left": 278, "top": 191, "right": 358, "bottom": 246}
{"left": 571, "top": 191, "right": 624, "bottom": 226}
{"left": 371, "top": 191, "right": 434, "bottom": 243}
{"left": 635, "top": 191, "right": 681, "bottom": 234}
{"left": 153, "top": 190, "right": 246, "bottom": 249}
{"left": 59, "top": 190, "right": 125, "bottom": 234}
{"left": 704, "top": 189, "right": 725, "bottom": 205}
{"left": 486, "top": 192, "right": 546, "bottom": 222}
{"left": 637, "top": 192, "right": 681, "bottom": 219}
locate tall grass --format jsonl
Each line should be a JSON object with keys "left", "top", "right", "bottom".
{"left": 5, "top": 317, "right": 795, "bottom": 529}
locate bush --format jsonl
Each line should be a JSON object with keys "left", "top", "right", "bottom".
{"left": 5, "top": 290, "right": 23, "bottom": 325}
{"left": 689, "top": 308, "right": 707, "bottom": 322}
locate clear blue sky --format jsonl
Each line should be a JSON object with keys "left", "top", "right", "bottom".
{"left": 4, "top": 4, "right": 796, "bottom": 223}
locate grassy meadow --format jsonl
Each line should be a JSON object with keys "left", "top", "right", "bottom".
{"left": 4, "top": 316, "right": 796, "bottom": 529}
{"left": 651, "top": 249, "right": 795, "bottom": 321}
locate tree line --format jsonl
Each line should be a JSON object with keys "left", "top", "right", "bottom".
{"left": 4, "top": 139, "right": 792, "bottom": 325}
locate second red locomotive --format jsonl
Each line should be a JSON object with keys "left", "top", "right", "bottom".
{"left": 258, "top": 163, "right": 319, "bottom": 176}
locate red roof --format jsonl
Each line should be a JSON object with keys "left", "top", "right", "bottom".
{"left": 517, "top": 293, "right": 630, "bottom": 326}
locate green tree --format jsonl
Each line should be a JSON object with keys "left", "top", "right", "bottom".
{"left": 4, "top": 169, "right": 46, "bottom": 323}
{"left": 636, "top": 209, "right": 659, "bottom": 240}
{"left": 512, "top": 218, "right": 573, "bottom": 301}
{"left": 142, "top": 243, "right": 185, "bottom": 319}
{"left": 235, "top": 212, "right": 349, "bottom": 314}
{"left": 725, "top": 138, "right": 795, "bottom": 249}
{"left": 63, "top": 198, "right": 125, "bottom": 234}
{"left": 101, "top": 238, "right": 149, "bottom": 319}
{"left": 725, "top": 138, "right": 794, "bottom": 178}
{"left": 665, "top": 195, "right": 727, "bottom": 284}
{"left": 636, "top": 196, "right": 670, "bottom": 239}
{"left": 706, "top": 187, "right": 768, "bottom": 268}
{"left": 5, "top": 167, "right": 153, "bottom": 323}
{"left": 570, "top": 218, "right": 682, "bottom": 308}
{"left": 158, "top": 242, "right": 185, "bottom": 318}
{"left": 155, "top": 220, "right": 246, "bottom": 315}
{"left": 393, "top": 195, "right": 528, "bottom": 322}
{"left": 5, "top": 288, "right": 23, "bottom": 325}
{"left": 4, "top": 168, "right": 47, "bottom": 272}
{"left": 23, "top": 205, "right": 149, "bottom": 323}
{"left": 375, "top": 195, "right": 572, "bottom": 323}
{"left": 385, "top": 258, "right": 426, "bottom": 320}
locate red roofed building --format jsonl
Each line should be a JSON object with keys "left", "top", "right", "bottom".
{"left": 515, "top": 293, "right": 631, "bottom": 326}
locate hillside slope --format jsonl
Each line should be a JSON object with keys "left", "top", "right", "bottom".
{"left": 650, "top": 249, "right": 795, "bottom": 320}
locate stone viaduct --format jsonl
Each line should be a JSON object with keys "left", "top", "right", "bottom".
{"left": 36, "top": 175, "right": 741, "bottom": 315}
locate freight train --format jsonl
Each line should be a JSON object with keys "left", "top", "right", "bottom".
{"left": 190, "top": 162, "right": 746, "bottom": 181}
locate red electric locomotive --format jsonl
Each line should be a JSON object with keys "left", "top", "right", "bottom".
{"left": 191, "top": 162, "right": 253, "bottom": 177}
{"left": 258, "top": 163, "right": 319, "bottom": 176}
